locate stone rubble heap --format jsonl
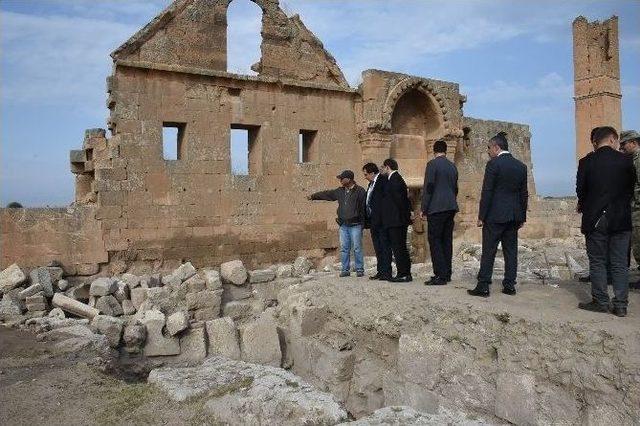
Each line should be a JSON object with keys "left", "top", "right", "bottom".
{"left": 0, "top": 256, "right": 331, "bottom": 359}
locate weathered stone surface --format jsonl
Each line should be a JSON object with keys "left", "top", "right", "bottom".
{"left": 185, "top": 289, "right": 222, "bottom": 311}
{"left": 183, "top": 274, "right": 206, "bottom": 293}
{"left": 0, "top": 264, "right": 26, "bottom": 294}
{"left": 148, "top": 357, "right": 348, "bottom": 425}
{"left": 161, "top": 274, "right": 181, "bottom": 289}
{"left": 205, "top": 317, "right": 241, "bottom": 360}
{"left": 240, "top": 316, "right": 281, "bottom": 367}
{"left": 172, "top": 262, "right": 197, "bottom": 282}
{"left": 66, "top": 283, "right": 90, "bottom": 301}
{"left": 177, "top": 327, "right": 207, "bottom": 363}
{"left": 292, "top": 256, "right": 313, "bottom": 277}
{"left": 220, "top": 260, "right": 247, "bottom": 286}
{"left": 48, "top": 307, "right": 65, "bottom": 319}
{"left": 18, "top": 283, "right": 43, "bottom": 300}
{"left": 46, "top": 266, "right": 64, "bottom": 282}
{"left": 140, "top": 274, "right": 161, "bottom": 288}
{"left": 201, "top": 269, "right": 222, "bottom": 290}
{"left": 120, "top": 273, "right": 140, "bottom": 289}
{"left": 140, "top": 309, "right": 180, "bottom": 356}
{"left": 192, "top": 307, "right": 220, "bottom": 322}
{"left": 56, "top": 279, "right": 69, "bottom": 291}
{"left": 123, "top": 324, "right": 146, "bottom": 353}
{"left": 0, "top": 292, "right": 24, "bottom": 319}
{"left": 249, "top": 269, "right": 276, "bottom": 284}
{"left": 166, "top": 311, "right": 189, "bottom": 336}
{"left": 130, "top": 287, "right": 148, "bottom": 310}
{"left": 495, "top": 373, "right": 537, "bottom": 426}
{"left": 25, "top": 294, "right": 47, "bottom": 312}
{"left": 222, "top": 282, "right": 252, "bottom": 302}
{"left": 29, "top": 267, "right": 54, "bottom": 297}
{"left": 91, "top": 314, "right": 124, "bottom": 348}
{"left": 95, "top": 295, "right": 123, "bottom": 316}
{"left": 276, "top": 264, "right": 293, "bottom": 278}
{"left": 224, "top": 300, "right": 257, "bottom": 320}
{"left": 122, "top": 299, "right": 136, "bottom": 315}
{"left": 290, "top": 305, "right": 328, "bottom": 337}
{"left": 114, "top": 281, "right": 130, "bottom": 302}
{"left": 52, "top": 293, "right": 100, "bottom": 319}
{"left": 342, "top": 406, "right": 489, "bottom": 425}
{"left": 89, "top": 277, "right": 117, "bottom": 296}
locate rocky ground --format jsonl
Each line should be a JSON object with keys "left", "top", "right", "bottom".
{"left": 1, "top": 239, "right": 639, "bottom": 425}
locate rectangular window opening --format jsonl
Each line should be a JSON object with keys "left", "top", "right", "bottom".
{"left": 298, "top": 130, "right": 317, "bottom": 163}
{"left": 230, "top": 124, "right": 260, "bottom": 176}
{"left": 163, "top": 122, "right": 185, "bottom": 160}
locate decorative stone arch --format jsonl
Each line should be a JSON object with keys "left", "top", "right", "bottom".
{"left": 380, "top": 78, "right": 451, "bottom": 132}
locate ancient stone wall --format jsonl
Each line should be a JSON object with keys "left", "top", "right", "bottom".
{"left": 0, "top": 206, "right": 107, "bottom": 275}
{"left": 573, "top": 16, "right": 621, "bottom": 161}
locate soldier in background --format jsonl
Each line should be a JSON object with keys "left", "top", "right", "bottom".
{"left": 619, "top": 130, "right": 640, "bottom": 289}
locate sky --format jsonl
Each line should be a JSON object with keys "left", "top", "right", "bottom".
{"left": 1, "top": 0, "right": 639, "bottom": 207}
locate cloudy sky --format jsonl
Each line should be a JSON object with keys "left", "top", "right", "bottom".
{"left": 1, "top": 0, "right": 639, "bottom": 206}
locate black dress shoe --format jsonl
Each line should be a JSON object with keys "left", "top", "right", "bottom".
{"left": 502, "top": 287, "right": 516, "bottom": 295}
{"left": 391, "top": 275, "right": 412, "bottom": 283}
{"left": 611, "top": 306, "right": 627, "bottom": 317}
{"left": 467, "top": 288, "right": 490, "bottom": 297}
{"left": 369, "top": 274, "right": 381, "bottom": 280}
{"left": 424, "top": 276, "right": 437, "bottom": 285}
{"left": 577, "top": 300, "right": 608, "bottom": 313}
{"left": 425, "top": 277, "right": 447, "bottom": 286}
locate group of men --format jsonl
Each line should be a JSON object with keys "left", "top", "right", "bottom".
{"left": 309, "top": 132, "right": 530, "bottom": 295}
{"left": 576, "top": 127, "right": 640, "bottom": 318}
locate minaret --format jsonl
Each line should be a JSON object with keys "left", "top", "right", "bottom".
{"left": 573, "top": 16, "right": 622, "bottom": 161}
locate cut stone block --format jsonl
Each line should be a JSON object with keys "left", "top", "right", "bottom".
{"left": 205, "top": 317, "right": 241, "bottom": 360}
{"left": 292, "top": 256, "right": 313, "bottom": 276}
{"left": 220, "top": 260, "right": 248, "bottom": 286}
{"left": 122, "top": 299, "right": 136, "bottom": 315}
{"left": 91, "top": 314, "right": 124, "bottom": 348}
{"left": 123, "top": 324, "right": 146, "bottom": 353}
{"left": 130, "top": 287, "right": 148, "bottom": 310}
{"left": 167, "top": 311, "right": 189, "bottom": 336}
{"left": 114, "top": 281, "right": 130, "bottom": 302}
{"left": 0, "top": 264, "right": 26, "bottom": 294}
{"left": 184, "top": 274, "right": 206, "bottom": 293}
{"left": 249, "top": 269, "right": 276, "bottom": 284}
{"left": 121, "top": 273, "right": 140, "bottom": 289}
{"left": 18, "top": 283, "right": 43, "bottom": 300}
{"left": 186, "top": 289, "right": 222, "bottom": 311}
{"left": 29, "top": 267, "right": 54, "bottom": 297}
{"left": 177, "top": 327, "right": 207, "bottom": 363}
{"left": 202, "top": 269, "right": 222, "bottom": 290}
{"left": 96, "top": 295, "right": 124, "bottom": 316}
{"left": 173, "top": 262, "right": 197, "bottom": 282}
{"left": 90, "top": 277, "right": 117, "bottom": 296}
{"left": 240, "top": 316, "right": 282, "bottom": 367}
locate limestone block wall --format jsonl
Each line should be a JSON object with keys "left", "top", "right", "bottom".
{"left": 0, "top": 206, "right": 107, "bottom": 274}
{"left": 98, "top": 63, "right": 361, "bottom": 270}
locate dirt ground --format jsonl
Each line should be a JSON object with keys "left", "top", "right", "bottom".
{"left": 0, "top": 327, "right": 220, "bottom": 426}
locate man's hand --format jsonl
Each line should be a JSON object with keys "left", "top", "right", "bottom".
{"left": 477, "top": 219, "right": 483, "bottom": 228}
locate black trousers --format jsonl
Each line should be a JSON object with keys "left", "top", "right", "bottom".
{"left": 585, "top": 214, "right": 630, "bottom": 308}
{"left": 427, "top": 211, "right": 456, "bottom": 280}
{"left": 371, "top": 225, "right": 392, "bottom": 277}
{"left": 477, "top": 221, "right": 520, "bottom": 290}
{"left": 387, "top": 225, "right": 411, "bottom": 276}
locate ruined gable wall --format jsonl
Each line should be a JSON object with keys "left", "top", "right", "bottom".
{"left": 98, "top": 64, "right": 360, "bottom": 270}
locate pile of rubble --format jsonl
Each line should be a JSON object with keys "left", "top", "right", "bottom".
{"left": 0, "top": 256, "right": 323, "bottom": 359}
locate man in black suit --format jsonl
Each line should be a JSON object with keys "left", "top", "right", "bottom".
{"left": 576, "top": 126, "right": 635, "bottom": 317}
{"left": 468, "top": 132, "right": 528, "bottom": 297}
{"left": 381, "top": 158, "right": 413, "bottom": 282}
{"left": 421, "top": 140, "right": 459, "bottom": 286}
{"left": 363, "top": 163, "right": 392, "bottom": 280}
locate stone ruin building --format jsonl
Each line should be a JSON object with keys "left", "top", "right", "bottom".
{"left": 573, "top": 15, "right": 622, "bottom": 161}
{"left": 1, "top": 0, "right": 580, "bottom": 275}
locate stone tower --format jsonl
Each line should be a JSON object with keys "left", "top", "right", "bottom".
{"left": 573, "top": 16, "right": 622, "bottom": 161}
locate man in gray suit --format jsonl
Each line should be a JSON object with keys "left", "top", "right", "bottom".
{"left": 421, "top": 140, "right": 459, "bottom": 286}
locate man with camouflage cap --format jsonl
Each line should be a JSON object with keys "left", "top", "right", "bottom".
{"left": 620, "top": 130, "right": 640, "bottom": 287}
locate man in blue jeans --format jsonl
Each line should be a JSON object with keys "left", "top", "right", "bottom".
{"left": 308, "top": 170, "right": 367, "bottom": 277}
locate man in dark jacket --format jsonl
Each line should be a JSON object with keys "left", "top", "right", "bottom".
{"left": 363, "top": 162, "right": 392, "bottom": 280}
{"left": 381, "top": 158, "right": 413, "bottom": 282}
{"left": 576, "top": 126, "right": 635, "bottom": 317}
{"left": 421, "top": 140, "right": 459, "bottom": 286}
{"left": 468, "top": 132, "right": 528, "bottom": 297}
{"left": 309, "top": 170, "right": 367, "bottom": 277}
